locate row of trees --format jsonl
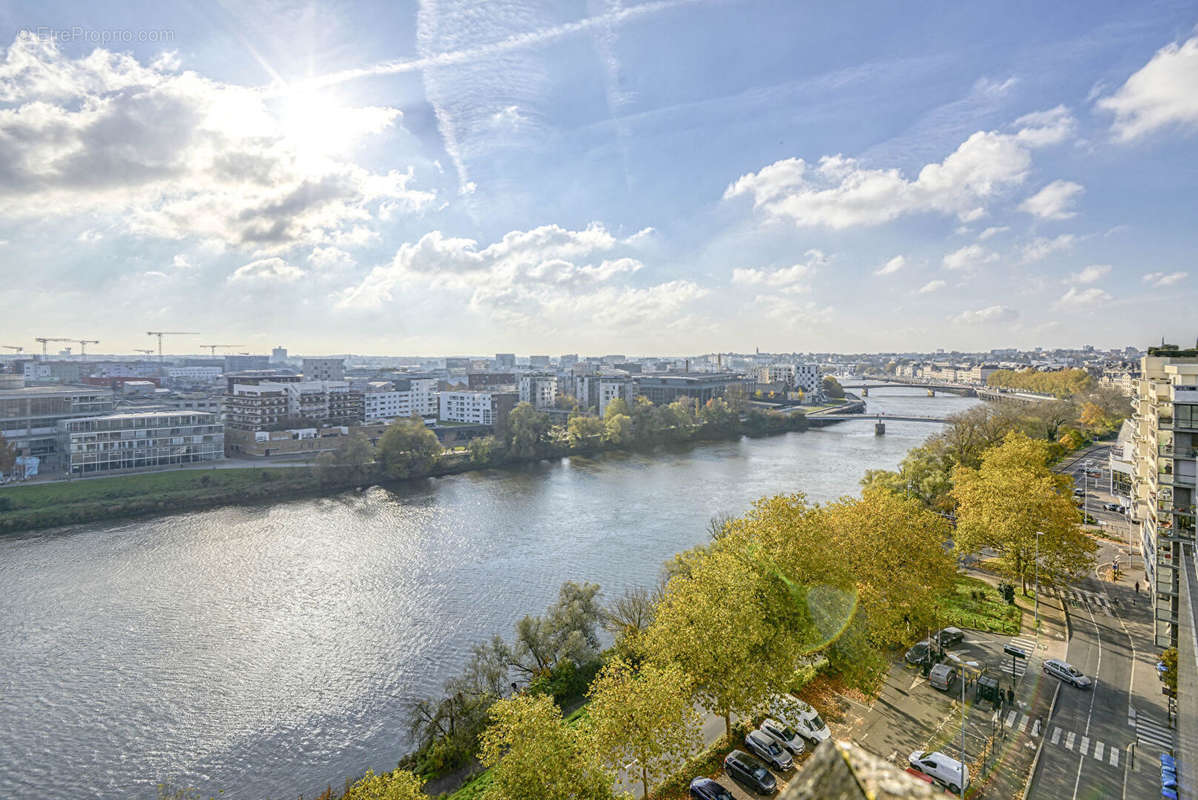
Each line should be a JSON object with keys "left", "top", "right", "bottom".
{"left": 986, "top": 367, "right": 1095, "bottom": 397}
{"left": 314, "top": 396, "right": 811, "bottom": 486}
{"left": 860, "top": 385, "right": 1130, "bottom": 512}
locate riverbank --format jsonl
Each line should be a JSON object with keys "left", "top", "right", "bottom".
{"left": 0, "top": 406, "right": 824, "bottom": 535}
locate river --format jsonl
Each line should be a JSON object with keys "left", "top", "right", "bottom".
{"left": 0, "top": 388, "right": 978, "bottom": 800}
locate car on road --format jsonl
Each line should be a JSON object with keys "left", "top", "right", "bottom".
{"left": 689, "top": 777, "right": 734, "bottom": 800}
{"left": 1043, "top": 658, "right": 1093, "bottom": 688}
{"left": 908, "top": 750, "right": 969, "bottom": 794}
{"left": 723, "top": 749, "right": 777, "bottom": 795}
{"left": 1073, "top": 488, "right": 1085, "bottom": 497}
{"left": 745, "top": 729, "right": 794, "bottom": 771}
{"left": 759, "top": 718, "right": 806, "bottom": 756}
{"left": 933, "top": 627, "right": 965, "bottom": 648}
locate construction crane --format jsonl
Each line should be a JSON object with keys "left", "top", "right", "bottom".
{"left": 199, "top": 344, "right": 243, "bottom": 355}
{"left": 75, "top": 339, "right": 100, "bottom": 359}
{"left": 34, "top": 337, "right": 74, "bottom": 358}
{"left": 146, "top": 331, "right": 199, "bottom": 361}
{"left": 2, "top": 345, "right": 22, "bottom": 354}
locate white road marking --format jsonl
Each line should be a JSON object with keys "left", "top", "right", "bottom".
{"left": 1031, "top": 719, "right": 1041, "bottom": 738}
{"left": 1052, "top": 726, "right": 1062, "bottom": 745}
{"left": 1066, "top": 731, "right": 1076, "bottom": 750}
{"left": 1070, "top": 591, "right": 1103, "bottom": 800}
{"left": 1093, "top": 741, "right": 1104, "bottom": 761}
{"left": 1109, "top": 747, "right": 1118, "bottom": 767}
{"left": 1006, "top": 710, "right": 1017, "bottom": 728}
{"left": 1080, "top": 736, "right": 1090, "bottom": 756}
{"left": 1019, "top": 715, "right": 1029, "bottom": 733}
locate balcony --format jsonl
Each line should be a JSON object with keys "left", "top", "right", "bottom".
{"left": 1172, "top": 385, "right": 1198, "bottom": 404}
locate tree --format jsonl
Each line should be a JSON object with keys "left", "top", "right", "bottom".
{"left": 377, "top": 416, "right": 441, "bottom": 479}
{"left": 507, "top": 402, "right": 550, "bottom": 459}
{"left": 507, "top": 582, "right": 604, "bottom": 680}
{"left": 952, "top": 432, "right": 1097, "bottom": 594}
{"left": 468, "top": 435, "right": 501, "bottom": 466}
{"left": 821, "top": 376, "right": 845, "bottom": 399}
{"left": 603, "top": 585, "right": 657, "bottom": 662}
{"left": 603, "top": 413, "right": 634, "bottom": 446}
{"left": 587, "top": 657, "right": 701, "bottom": 798}
{"left": 479, "top": 693, "right": 615, "bottom": 800}
{"left": 0, "top": 430, "right": 16, "bottom": 475}
{"left": 567, "top": 414, "right": 606, "bottom": 448}
{"left": 645, "top": 545, "right": 802, "bottom": 739}
{"left": 603, "top": 397, "right": 630, "bottom": 420}
{"left": 333, "top": 433, "right": 375, "bottom": 483}
{"left": 697, "top": 398, "right": 735, "bottom": 431}
{"left": 338, "top": 768, "right": 425, "bottom": 800}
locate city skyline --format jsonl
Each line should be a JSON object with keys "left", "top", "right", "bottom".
{"left": 1, "top": 2, "right": 1196, "bottom": 355}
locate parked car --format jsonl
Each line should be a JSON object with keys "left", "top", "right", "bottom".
{"left": 759, "top": 718, "right": 806, "bottom": 756}
{"left": 745, "top": 729, "right": 794, "bottom": 771}
{"left": 905, "top": 640, "right": 934, "bottom": 666}
{"left": 908, "top": 750, "right": 969, "bottom": 794}
{"left": 788, "top": 697, "right": 831, "bottom": 745}
{"left": 723, "top": 749, "right": 777, "bottom": 795}
{"left": 689, "top": 777, "right": 734, "bottom": 800}
{"left": 933, "top": 627, "right": 965, "bottom": 648}
{"left": 929, "top": 662, "right": 958, "bottom": 692}
{"left": 1103, "top": 502, "right": 1120, "bottom": 511}
{"left": 1044, "top": 658, "right": 1093, "bottom": 688}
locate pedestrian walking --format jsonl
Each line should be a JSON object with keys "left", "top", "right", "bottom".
{"left": 1135, "top": 581, "right": 1140, "bottom": 594}
{"left": 1007, "top": 687, "right": 1015, "bottom": 707}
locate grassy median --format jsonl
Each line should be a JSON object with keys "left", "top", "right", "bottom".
{"left": 938, "top": 574, "right": 1022, "bottom": 635}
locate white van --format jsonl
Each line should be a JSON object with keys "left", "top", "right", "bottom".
{"left": 929, "top": 663, "right": 957, "bottom": 692}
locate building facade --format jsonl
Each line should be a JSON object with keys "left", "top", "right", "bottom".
{"left": 635, "top": 374, "right": 753, "bottom": 407}
{"left": 1133, "top": 347, "right": 1198, "bottom": 648}
{"left": 302, "top": 358, "right": 346, "bottom": 382}
{"left": 58, "top": 410, "right": 224, "bottom": 476}
{"left": 440, "top": 390, "right": 501, "bottom": 425}
{"left": 518, "top": 375, "right": 559, "bottom": 409}
{"left": 0, "top": 382, "right": 115, "bottom": 467}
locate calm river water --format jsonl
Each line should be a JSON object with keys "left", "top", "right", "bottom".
{"left": 0, "top": 388, "right": 978, "bottom": 800}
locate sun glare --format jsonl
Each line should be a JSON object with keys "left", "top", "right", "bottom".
{"left": 277, "top": 86, "right": 352, "bottom": 164}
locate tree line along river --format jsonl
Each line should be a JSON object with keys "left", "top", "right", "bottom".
{"left": 0, "top": 388, "right": 979, "bottom": 800}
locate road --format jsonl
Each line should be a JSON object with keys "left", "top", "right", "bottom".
{"left": 1028, "top": 445, "right": 1173, "bottom": 800}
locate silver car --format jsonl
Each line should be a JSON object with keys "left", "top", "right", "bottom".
{"left": 1044, "top": 658, "right": 1092, "bottom": 688}
{"left": 759, "top": 718, "right": 806, "bottom": 756}
{"left": 744, "top": 728, "right": 794, "bottom": 771}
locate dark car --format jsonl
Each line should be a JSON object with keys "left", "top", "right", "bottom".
{"left": 905, "top": 640, "right": 934, "bottom": 666}
{"left": 933, "top": 627, "right": 965, "bottom": 648}
{"left": 724, "top": 749, "right": 778, "bottom": 795}
{"left": 689, "top": 777, "right": 734, "bottom": 800}
{"left": 745, "top": 729, "right": 794, "bottom": 771}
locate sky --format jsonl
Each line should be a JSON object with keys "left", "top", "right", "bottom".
{"left": 0, "top": 0, "right": 1195, "bottom": 357}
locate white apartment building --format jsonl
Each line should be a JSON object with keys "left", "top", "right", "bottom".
{"left": 756, "top": 363, "right": 820, "bottom": 394}
{"left": 440, "top": 390, "right": 500, "bottom": 425}
{"left": 1132, "top": 347, "right": 1198, "bottom": 648}
{"left": 408, "top": 378, "right": 438, "bottom": 416}
{"left": 598, "top": 378, "right": 634, "bottom": 417}
{"left": 166, "top": 366, "right": 223, "bottom": 383}
{"left": 519, "top": 375, "right": 559, "bottom": 409}
{"left": 58, "top": 410, "right": 224, "bottom": 476}
{"left": 226, "top": 379, "right": 362, "bottom": 430}
{"left": 364, "top": 382, "right": 406, "bottom": 421}
{"left": 965, "top": 365, "right": 999, "bottom": 385}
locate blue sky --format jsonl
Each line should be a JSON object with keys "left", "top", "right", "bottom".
{"left": 0, "top": 0, "right": 1195, "bottom": 356}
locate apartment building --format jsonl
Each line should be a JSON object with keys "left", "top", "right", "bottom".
{"left": 636, "top": 374, "right": 754, "bottom": 407}
{"left": 58, "top": 410, "right": 224, "bottom": 476}
{"left": 756, "top": 363, "right": 820, "bottom": 394}
{"left": 439, "top": 390, "right": 517, "bottom": 429}
{"left": 1132, "top": 346, "right": 1198, "bottom": 648}
{"left": 598, "top": 377, "right": 635, "bottom": 417}
{"left": 226, "top": 376, "right": 362, "bottom": 431}
{"left": 166, "top": 366, "right": 223, "bottom": 384}
{"left": 364, "top": 382, "right": 404, "bottom": 421}
{"left": 303, "top": 357, "right": 346, "bottom": 382}
{"left": 0, "top": 380, "right": 115, "bottom": 467}
{"left": 518, "top": 375, "right": 559, "bottom": 409}
{"left": 494, "top": 353, "right": 516, "bottom": 371}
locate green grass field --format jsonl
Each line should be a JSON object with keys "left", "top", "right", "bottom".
{"left": 937, "top": 574, "right": 1022, "bottom": 635}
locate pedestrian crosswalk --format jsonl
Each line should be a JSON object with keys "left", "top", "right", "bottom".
{"left": 1047, "top": 725, "right": 1122, "bottom": 767}
{"left": 998, "top": 637, "right": 1036, "bottom": 677}
{"left": 1060, "top": 587, "right": 1116, "bottom": 612}
{"left": 1135, "top": 714, "right": 1175, "bottom": 752}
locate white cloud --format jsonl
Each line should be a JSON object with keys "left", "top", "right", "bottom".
{"left": 171, "top": 254, "right": 193, "bottom": 270}
{"left": 625, "top": 227, "right": 656, "bottom": 245}
{"left": 943, "top": 244, "right": 997, "bottom": 271}
{"left": 723, "top": 119, "right": 1067, "bottom": 229}
{"left": 1098, "top": 35, "right": 1198, "bottom": 141}
{"left": 874, "top": 255, "right": 906, "bottom": 276}
{"left": 1070, "top": 264, "right": 1111, "bottom": 284}
{"left": 336, "top": 222, "right": 699, "bottom": 335}
{"left": 228, "top": 257, "right": 304, "bottom": 284}
{"left": 1012, "top": 106, "right": 1076, "bottom": 146}
{"left": 1054, "top": 286, "right": 1112, "bottom": 309}
{"left": 0, "top": 32, "right": 432, "bottom": 249}
{"left": 309, "top": 246, "right": 355, "bottom": 270}
{"left": 1021, "top": 234, "right": 1076, "bottom": 263}
{"left": 1019, "top": 180, "right": 1084, "bottom": 220}
{"left": 951, "top": 305, "right": 1017, "bottom": 325}
{"left": 918, "top": 279, "right": 946, "bottom": 293}
{"left": 1143, "top": 270, "right": 1189, "bottom": 287}
{"left": 977, "top": 225, "right": 1009, "bottom": 241}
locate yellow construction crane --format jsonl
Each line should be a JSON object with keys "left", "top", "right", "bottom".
{"left": 34, "top": 337, "right": 74, "bottom": 358}
{"left": 75, "top": 339, "right": 100, "bottom": 359}
{"left": 2, "top": 345, "right": 23, "bottom": 353}
{"left": 199, "top": 343, "right": 243, "bottom": 355}
{"left": 146, "top": 331, "right": 199, "bottom": 361}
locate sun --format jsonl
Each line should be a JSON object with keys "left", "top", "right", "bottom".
{"left": 277, "top": 86, "right": 351, "bottom": 164}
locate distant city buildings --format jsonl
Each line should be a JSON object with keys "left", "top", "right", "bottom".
{"left": 302, "top": 357, "right": 346, "bottom": 382}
